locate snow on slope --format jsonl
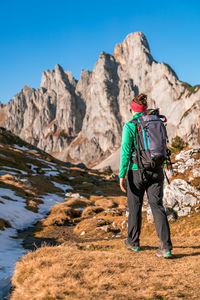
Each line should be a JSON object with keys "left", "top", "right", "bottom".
{"left": 0, "top": 130, "right": 75, "bottom": 298}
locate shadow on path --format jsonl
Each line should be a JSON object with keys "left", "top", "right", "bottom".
{"left": 18, "top": 224, "right": 59, "bottom": 251}
{"left": 173, "top": 245, "right": 200, "bottom": 249}
{"left": 172, "top": 252, "right": 200, "bottom": 259}
{"left": 140, "top": 245, "right": 157, "bottom": 250}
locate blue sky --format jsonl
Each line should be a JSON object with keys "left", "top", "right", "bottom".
{"left": 0, "top": 0, "right": 200, "bottom": 103}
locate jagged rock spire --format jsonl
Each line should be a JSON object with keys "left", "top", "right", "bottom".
{"left": 1, "top": 32, "right": 199, "bottom": 166}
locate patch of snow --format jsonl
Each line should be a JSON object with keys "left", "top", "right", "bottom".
{"left": 0, "top": 228, "right": 28, "bottom": 281}
{"left": 43, "top": 170, "right": 60, "bottom": 177}
{"left": 52, "top": 181, "right": 73, "bottom": 192}
{"left": 13, "top": 144, "right": 30, "bottom": 151}
{"left": 60, "top": 166, "right": 69, "bottom": 171}
{"left": 26, "top": 163, "right": 38, "bottom": 173}
{"left": 65, "top": 192, "right": 83, "bottom": 198}
{"left": 68, "top": 176, "right": 75, "bottom": 180}
{"left": 19, "top": 178, "right": 31, "bottom": 187}
{"left": 29, "top": 149, "right": 39, "bottom": 153}
{"left": 0, "top": 154, "right": 6, "bottom": 158}
{"left": 0, "top": 187, "right": 68, "bottom": 293}
{"left": 80, "top": 231, "right": 85, "bottom": 235}
{"left": 0, "top": 170, "right": 18, "bottom": 176}
{"left": 12, "top": 145, "right": 38, "bottom": 154}
{"left": 0, "top": 189, "right": 45, "bottom": 285}
{"left": 39, "top": 194, "right": 64, "bottom": 214}
{"left": 0, "top": 276, "right": 11, "bottom": 299}
{"left": 28, "top": 156, "right": 58, "bottom": 171}
{"left": 59, "top": 170, "right": 66, "bottom": 173}
{"left": 3, "top": 166, "right": 27, "bottom": 175}
{"left": 0, "top": 189, "right": 43, "bottom": 229}
{"left": 35, "top": 157, "right": 57, "bottom": 168}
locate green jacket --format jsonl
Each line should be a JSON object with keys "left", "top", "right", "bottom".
{"left": 119, "top": 112, "right": 144, "bottom": 178}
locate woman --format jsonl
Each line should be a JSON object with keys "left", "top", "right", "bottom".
{"left": 119, "top": 93, "right": 173, "bottom": 258}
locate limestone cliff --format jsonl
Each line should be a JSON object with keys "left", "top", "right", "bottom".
{"left": 1, "top": 32, "right": 200, "bottom": 166}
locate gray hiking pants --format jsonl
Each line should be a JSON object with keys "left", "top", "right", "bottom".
{"left": 127, "top": 169, "right": 172, "bottom": 250}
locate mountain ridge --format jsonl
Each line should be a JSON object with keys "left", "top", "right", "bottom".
{"left": 1, "top": 32, "right": 199, "bottom": 167}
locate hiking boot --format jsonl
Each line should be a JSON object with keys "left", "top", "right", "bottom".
{"left": 124, "top": 239, "right": 140, "bottom": 252}
{"left": 156, "top": 248, "right": 172, "bottom": 258}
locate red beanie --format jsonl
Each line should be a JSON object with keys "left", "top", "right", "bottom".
{"left": 130, "top": 100, "right": 147, "bottom": 112}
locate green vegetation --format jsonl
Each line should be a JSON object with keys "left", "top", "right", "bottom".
{"left": 0, "top": 127, "right": 27, "bottom": 147}
{"left": 180, "top": 108, "right": 191, "bottom": 121}
{"left": 171, "top": 135, "right": 188, "bottom": 152}
{"left": 179, "top": 102, "right": 198, "bottom": 122}
{"left": 178, "top": 82, "right": 200, "bottom": 99}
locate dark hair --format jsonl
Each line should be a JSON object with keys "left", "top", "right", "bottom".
{"left": 133, "top": 93, "right": 147, "bottom": 106}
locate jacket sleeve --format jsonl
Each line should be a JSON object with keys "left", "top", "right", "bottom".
{"left": 119, "top": 123, "right": 135, "bottom": 178}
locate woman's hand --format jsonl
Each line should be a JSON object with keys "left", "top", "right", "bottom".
{"left": 119, "top": 178, "right": 126, "bottom": 193}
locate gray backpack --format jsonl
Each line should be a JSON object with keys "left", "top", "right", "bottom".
{"left": 131, "top": 109, "right": 170, "bottom": 171}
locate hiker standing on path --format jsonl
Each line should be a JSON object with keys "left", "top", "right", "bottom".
{"left": 119, "top": 93, "right": 173, "bottom": 258}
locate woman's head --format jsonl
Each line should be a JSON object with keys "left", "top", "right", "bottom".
{"left": 130, "top": 93, "right": 147, "bottom": 114}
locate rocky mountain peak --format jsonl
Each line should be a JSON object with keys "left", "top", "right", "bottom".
{"left": 55, "top": 63, "right": 64, "bottom": 73}
{"left": 1, "top": 32, "right": 199, "bottom": 166}
{"left": 113, "top": 32, "right": 153, "bottom": 66}
{"left": 41, "top": 64, "right": 77, "bottom": 93}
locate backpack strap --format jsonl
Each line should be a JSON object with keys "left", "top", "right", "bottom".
{"left": 159, "top": 114, "right": 167, "bottom": 123}
{"left": 163, "top": 169, "right": 170, "bottom": 184}
{"left": 130, "top": 118, "right": 152, "bottom": 170}
{"left": 130, "top": 119, "right": 140, "bottom": 167}
{"left": 165, "top": 148, "right": 174, "bottom": 175}
{"left": 144, "top": 108, "right": 159, "bottom": 116}
{"left": 131, "top": 120, "right": 151, "bottom": 181}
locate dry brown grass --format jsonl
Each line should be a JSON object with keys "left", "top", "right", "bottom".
{"left": 190, "top": 177, "right": 200, "bottom": 190}
{"left": 0, "top": 174, "right": 36, "bottom": 196}
{"left": 82, "top": 206, "right": 104, "bottom": 217}
{"left": 0, "top": 217, "right": 11, "bottom": 230}
{"left": 94, "top": 198, "right": 117, "bottom": 208}
{"left": 0, "top": 132, "right": 73, "bottom": 214}
{"left": 66, "top": 198, "right": 92, "bottom": 208}
{"left": 0, "top": 174, "right": 44, "bottom": 212}
{"left": 10, "top": 179, "right": 200, "bottom": 300}
{"left": 2, "top": 133, "right": 198, "bottom": 299}
{"left": 11, "top": 231, "right": 200, "bottom": 300}
{"left": 90, "top": 195, "right": 126, "bottom": 207}
{"left": 40, "top": 203, "right": 82, "bottom": 228}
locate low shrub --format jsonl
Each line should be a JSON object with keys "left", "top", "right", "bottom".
{"left": 171, "top": 136, "right": 188, "bottom": 151}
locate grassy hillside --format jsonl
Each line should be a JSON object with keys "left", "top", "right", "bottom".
{"left": 0, "top": 127, "right": 199, "bottom": 299}
{"left": 10, "top": 165, "right": 200, "bottom": 299}
{"left": 0, "top": 127, "right": 109, "bottom": 296}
